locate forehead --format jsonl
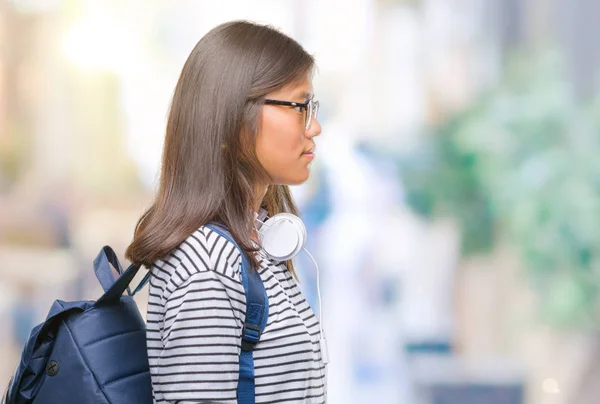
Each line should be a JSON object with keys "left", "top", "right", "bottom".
{"left": 268, "top": 76, "right": 313, "bottom": 100}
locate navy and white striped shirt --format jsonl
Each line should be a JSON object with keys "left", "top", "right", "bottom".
{"left": 146, "top": 225, "right": 326, "bottom": 403}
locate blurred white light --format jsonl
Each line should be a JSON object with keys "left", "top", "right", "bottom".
{"left": 542, "top": 378, "right": 560, "bottom": 394}
{"left": 62, "top": 18, "right": 128, "bottom": 70}
{"left": 10, "top": 0, "right": 59, "bottom": 13}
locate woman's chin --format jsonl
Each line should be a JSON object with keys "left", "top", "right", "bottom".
{"left": 275, "top": 170, "right": 311, "bottom": 186}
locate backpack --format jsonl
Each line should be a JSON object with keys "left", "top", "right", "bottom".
{"left": 3, "top": 223, "right": 268, "bottom": 404}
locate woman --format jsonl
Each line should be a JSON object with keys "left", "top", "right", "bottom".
{"left": 125, "top": 20, "right": 325, "bottom": 403}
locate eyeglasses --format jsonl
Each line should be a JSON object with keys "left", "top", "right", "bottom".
{"left": 263, "top": 97, "right": 320, "bottom": 130}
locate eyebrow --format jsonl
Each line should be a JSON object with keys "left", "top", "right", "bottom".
{"left": 293, "top": 91, "right": 313, "bottom": 101}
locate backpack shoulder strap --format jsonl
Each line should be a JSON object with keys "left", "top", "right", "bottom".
{"left": 205, "top": 223, "right": 268, "bottom": 404}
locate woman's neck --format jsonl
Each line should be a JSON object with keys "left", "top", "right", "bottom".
{"left": 253, "top": 184, "right": 268, "bottom": 213}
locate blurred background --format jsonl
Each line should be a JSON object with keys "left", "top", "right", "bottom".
{"left": 1, "top": 0, "right": 600, "bottom": 403}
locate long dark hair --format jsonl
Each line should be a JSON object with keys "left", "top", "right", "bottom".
{"left": 125, "top": 20, "right": 314, "bottom": 275}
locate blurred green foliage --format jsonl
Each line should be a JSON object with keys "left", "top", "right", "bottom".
{"left": 0, "top": 122, "right": 30, "bottom": 192}
{"left": 401, "top": 52, "right": 600, "bottom": 329}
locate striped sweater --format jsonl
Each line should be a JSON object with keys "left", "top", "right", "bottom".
{"left": 146, "top": 225, "right": 326, "bottom": 403}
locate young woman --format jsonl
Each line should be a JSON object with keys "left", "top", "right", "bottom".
{"left": 125, "top": 20, "right": 325, "bottom": 403}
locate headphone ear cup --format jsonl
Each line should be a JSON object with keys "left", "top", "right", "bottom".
{"left": 279, "top": 213, "right": 307, "bottom": 252}
{"left": 259, "top": 213, "right": 307, "bottom": 261}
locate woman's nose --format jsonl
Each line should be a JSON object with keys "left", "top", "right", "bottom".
{"left": 306, "top": 118, "right": 322, "bottom": 138}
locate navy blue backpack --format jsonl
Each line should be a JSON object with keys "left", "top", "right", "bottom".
{"left": 2, "top": 224, "right": 268, "bottom": 404}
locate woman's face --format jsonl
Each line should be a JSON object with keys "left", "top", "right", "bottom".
{"left": 255, "top": 76, "right": 322, "bottom": 185}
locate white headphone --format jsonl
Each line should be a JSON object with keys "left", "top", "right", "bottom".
{"left": 257, "top": 212, "right": 307, "bottom": 262}
{"left": 254, "top": 210, "right": 330, "bottom": 392}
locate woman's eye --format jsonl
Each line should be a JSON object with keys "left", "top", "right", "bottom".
{"left": 293, "top": 106, "right": 304, "bottom": 113}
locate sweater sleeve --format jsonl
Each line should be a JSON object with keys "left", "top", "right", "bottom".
{"left": 154, "top": 229, "right": 246, "bottom": 403}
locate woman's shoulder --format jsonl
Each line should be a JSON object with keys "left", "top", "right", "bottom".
{"left": 151, "top": 225, "right": 244, "bottom": 291}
